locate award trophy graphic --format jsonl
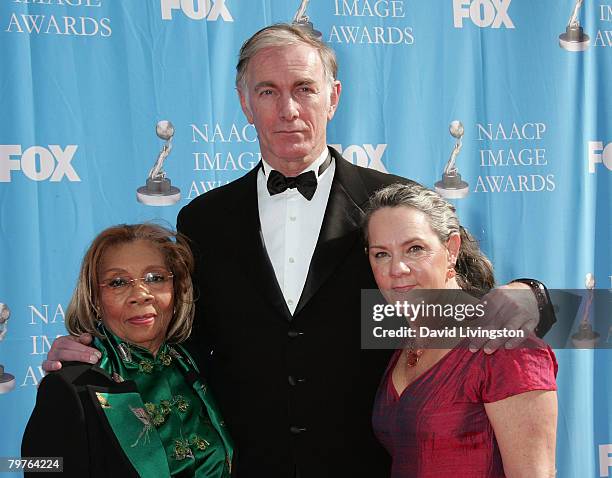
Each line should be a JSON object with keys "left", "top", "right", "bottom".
{"left": 559, "top": 0, "right": 590, "bottom": 51}
{"left": 571, "top": 273, "right": 600, "bottom": 348}
{"left": 137, "top": 120, "right": 181, "bottom": 206}
{"left": 435, "top": 121, "right": 469, "bottom": 199}
{"left": 292, "top": 0, "right": 322, "bottom": 39}
{"left": 0, "top": 303, "right": 16, "bottom": 394}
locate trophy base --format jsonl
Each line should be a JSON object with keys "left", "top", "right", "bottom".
{"left": 571, "top": 324, "right": 600, "bottom": 348}
{"left": 571, "top": 336, "right": 600, "bottom": 349}
{"left": 293, "top": 21, "right": 322, "bottom": 39}
{"left": 137, "top": 188, "right": 181, "bottom": 206}
{"left": 137, "top": 178, "right": 181, "bottom": 206}
{"left": 559, "top": 26, "right": 590, "bottom": 51}
{"left": 0, "top": 372, "right": 15, "bottom": 394}
{"left": 435, "top": 175, "right": 469, "bottom": 199}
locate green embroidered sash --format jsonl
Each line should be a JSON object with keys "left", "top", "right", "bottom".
{"left": 93, "top": 326, "right": 233, "bottom": 477}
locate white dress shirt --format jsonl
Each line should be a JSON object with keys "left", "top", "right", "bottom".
{"left": 257, "top": 149, "right": 335, "bottom": 315}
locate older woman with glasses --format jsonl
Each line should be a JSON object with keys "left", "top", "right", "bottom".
{"left": 364, "top": 184, "right": 558, "bottom": 478}
{"left": 22, "top": 224, "right": 233, "bottom": 478}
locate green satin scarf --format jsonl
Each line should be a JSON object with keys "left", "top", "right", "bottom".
{"left": 93, "top": 325, "right": 233, "bottom": 478}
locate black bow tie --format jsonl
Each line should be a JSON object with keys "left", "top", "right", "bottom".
{"left": 267, "top": 170, "right": 318, "bottom": 200}
{"left": 265, "top": 154, "right": 332, "bottom": 201}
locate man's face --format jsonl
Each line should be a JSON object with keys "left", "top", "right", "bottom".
{"left": 239, "top": 44, "right": 341, "bottom": 176}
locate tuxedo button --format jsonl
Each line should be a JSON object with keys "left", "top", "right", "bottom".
{"left": 288, "top": 330, "right": 303, "bottom": 338}
{"left": 290, "top": 426, "right": 307, "bottom": 435}
{"left": 288, "top": 376, "right": 306, "bottom": 386}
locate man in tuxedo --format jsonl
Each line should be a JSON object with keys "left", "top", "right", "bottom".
{"left": 45, "top": 24, "right": 554, "bottom": 478}
{"left": 176, "top": 24, "right": 408, "bottom": 478}
{"left": 175, "top": 24, "right": 556, "bottom": 477}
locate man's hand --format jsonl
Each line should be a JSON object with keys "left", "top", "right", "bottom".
{"left": 42, "top": 334, "right": 101, "bottom": 372}
{"left": 470, "top": 282, "right": 539, "bottom": 354}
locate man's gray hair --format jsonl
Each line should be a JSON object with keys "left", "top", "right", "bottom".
{"left": 236, "top": 23, "right": 338, "bottom": 93}
{"left": 363, "top": 183, "right": 495, "bottom": 296}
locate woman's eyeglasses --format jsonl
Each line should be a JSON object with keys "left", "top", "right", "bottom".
{"left": 99, "top": 271, "right": 174, "bottom": 295}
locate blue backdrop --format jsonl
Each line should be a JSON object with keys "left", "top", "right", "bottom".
{"left": 0, "top": 1, "right": 610, "bottom": 476}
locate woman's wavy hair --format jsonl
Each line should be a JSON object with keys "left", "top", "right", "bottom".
{"left": 66, "top": 223, "right": 195, "bottom": 343}
{"left": 363, "top": 183, "right": 495, "bottom": 296}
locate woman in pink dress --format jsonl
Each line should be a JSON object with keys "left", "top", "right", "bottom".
{"left": 364, "top": 183, "right": 557, "bottom": 478}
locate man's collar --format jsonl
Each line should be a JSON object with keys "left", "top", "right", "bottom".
{"left": 260, "top": 148, "right": 330, "bottom": 179}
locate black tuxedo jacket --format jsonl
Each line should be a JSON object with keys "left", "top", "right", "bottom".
{"left": 177, "top": 147, "right": 411, "bottom": 478}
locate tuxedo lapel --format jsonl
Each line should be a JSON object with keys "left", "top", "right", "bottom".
{"left": 226, "top": 165, "right": 292, "bottom": 320}
{"left": 294, "top": 150, "right": 371, "bottom": 316}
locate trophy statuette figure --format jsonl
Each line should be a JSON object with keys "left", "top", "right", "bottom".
{"left": 571, "top": 273, "right": 600, "bottom": 348}
{"left": 292, "top": 0, "right": 322, "bottom": 39}
{"left": 435, "top": 121, "right": 469, "bottom": 199}
{"left": 0, "top": 303, "right": 16, "bottom": 394}
{"left": 137, "top": 120, "right": 181, "bottom": 206}
{"left": 559, "top": 0, "right": 590, "bottom": 51}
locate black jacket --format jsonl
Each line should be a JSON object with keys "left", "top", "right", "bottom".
{"left": 21, "top": 362, "right": 141, "bottom": 477}
{"left": 177, "top": 148, "right": 411, "bottom": 478}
